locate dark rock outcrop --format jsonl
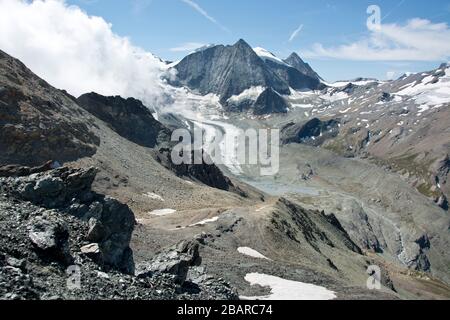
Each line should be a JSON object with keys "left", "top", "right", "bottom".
{"left": 283, "top": 52, "right": 322, "bottom": 81}
{"left": 322, "top": 213, "right": 363, "bottom": 254}
{"left": 264, "top": 58, "right": 323, "bottom": 91}
{"left": 437, "top": 195, "right": 448, "bottom": 211}
{"left": 155, "top": 148, "right": 237, "bottom": 192}
{"left": 136, "top": 239, "right": 201, "bottom": 284}
{"left": 0, "top": 160, "right": 58, "bottom": 178}
{"left": 77, "top": 93, "right": 170, "bottom": 148}
{"left": 271, "top": 198, "right": 335, "bottom": 253}
{"left": 281, "top": 118, "right": 340, "bottom": 146}
{"left": 253, "top": 88, "right": 289, "bottom": 115}
{"left": 0, "top": 166, "right": 135, "bottom": 274}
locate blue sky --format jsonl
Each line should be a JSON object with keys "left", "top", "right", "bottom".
{"left": 27, "top": 0, "right": 450, "bottom": 81}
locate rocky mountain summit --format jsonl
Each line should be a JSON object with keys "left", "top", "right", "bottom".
{"left": 169, "top": 39, "right": 323, "bottom": 114}
{"left": 283, "top": 52, "right": 323, "bottom": 82}
{"left": 170, "top": 39, "right": 290, "bottom": 102}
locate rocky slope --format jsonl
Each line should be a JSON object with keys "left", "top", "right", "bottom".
{"left": 0, "top": 49, "right": 99, "bottom": 166}
{"left": 278, "top": 63, "right": 450, "bottom": 209}
{"left": 77, "top": 93, "right": 170, "bottom": 149}
{"left": 283, "top": 52, "right": 323, "bottom": 82}
{"left": 0, "top": 165, "right": 237, "bottom": 300}
{"left": 254, "top": 48, "right": 323, "bottom": 91}
{"left": 281, "top": 118, "right": 340, "bottom": 146}
{"left": 0, "top": 49, "right": 256, "bottom": 300}
{"left": 253, "top": 88, "right": 289, "bottom": 115}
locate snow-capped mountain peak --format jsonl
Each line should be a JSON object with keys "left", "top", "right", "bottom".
{"left": 253, "top": 47, "right": 288, "bottom": 66}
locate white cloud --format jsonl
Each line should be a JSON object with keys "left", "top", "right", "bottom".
{"left": 0, "top": 0, "right": 166, "bottom": 106}
{"left": 288, "top": 24, "right": 303, "bottom": 42}
{"left": 303, "top": 18, "right": 450, "bottom": 61}
{"left": 181, "top": 0, "right": 229, "bottom": 33}
{"left": 170, "top": 42, "right": 206, "bottom": 52}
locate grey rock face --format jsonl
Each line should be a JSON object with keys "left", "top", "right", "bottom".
{"left": 0, "top": 160, "right": 56, "bottom": 178}
{"left": 264, "top": 58, "right": 323, "bottom": 91}
{"left": 283, "top": 52, "right": 323, "bottom": 81}
{"left": 28, "top": 212, "right": 72, "bottom": 265}
{"left": 77, "top": 93, "right": 171, "bottom": 148}
{"left": 272, "top": 198, "right": 337, "bottom": 253}
{"left": 0, "top": 166, "right": 135, "bottom": 274}
{"left": 155, "top": 148, "right": 244, "bottom": 194}
{"left": 281, "top": 118, "right": 340, "bottom": 146}
{"left": 1, "top": 166, "right": 97, "bottom": 208}
{"left": 253, "top": 88, "right": 289, "bottom": 115}
{"left": 396, "top": 234, "right": 431, "bottom": 272}
{"left": 168, "top": 41, "right": 327, "bottom": 114}
{"left": 332, "top": 200, "right": 384, "bottom": 253}
{"left": 170, "top": 39, "right": 290, "bottom": 104}
{"left": 136, "top": 240, "right": 202, "bottom": 284}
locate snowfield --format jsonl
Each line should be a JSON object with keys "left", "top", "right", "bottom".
{"left": 253, "top": 47, "right": 288, "bottom": 66}
{"left": 397, "top": 65, "right": 450, "bottom": 106}
{"left": 227, "top": 86, "right": 265, "bottom": 104}
{"left": 148, "top": 209, "right": 176, "bottom": 216}
{"left": 237, "top": 247, "right": 270, "bottom": 260}
{"left": 189, "top": 216, "right": 219, "bottom": 226}
{"left": 143, "top": 192, "right": 164, "bottom": 202}
{"left": 240, "top": 273, "right": 337, "bottom": 300}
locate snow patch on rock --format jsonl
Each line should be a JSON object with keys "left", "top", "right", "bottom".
{"left": 148, "top": 209, "right": 176, "bottom": 216}
{"left": 189, "top": 216, "right": 219, "bottom": 227}
{"left": 240, "top": 273, "right": 337, "bottom": 300}
{"left": 237, "top": 247, "right": 270, "bottom": 260}
{"left": 143, "top": 192, "right": 164, "bottom": 202}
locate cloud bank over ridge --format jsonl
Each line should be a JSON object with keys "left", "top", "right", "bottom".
{"left": 0, "top": 0, "right": 166, "bottom": 105}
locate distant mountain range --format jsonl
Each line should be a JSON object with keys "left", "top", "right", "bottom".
{"left": 165, "top": 39, "right": 450, "bottom": 211}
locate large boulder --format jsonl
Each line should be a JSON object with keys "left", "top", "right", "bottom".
{"left": 1, "top": 166, "right": 97, "bottom": 208}
{"left": 27, "top": 211, "right": 72, "bottom": 265}
{"left": 0, "top": 166, "right": 136, "bottom": 274}
{"left": 136, "top": 240, "right": 201, "bottom": 284}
